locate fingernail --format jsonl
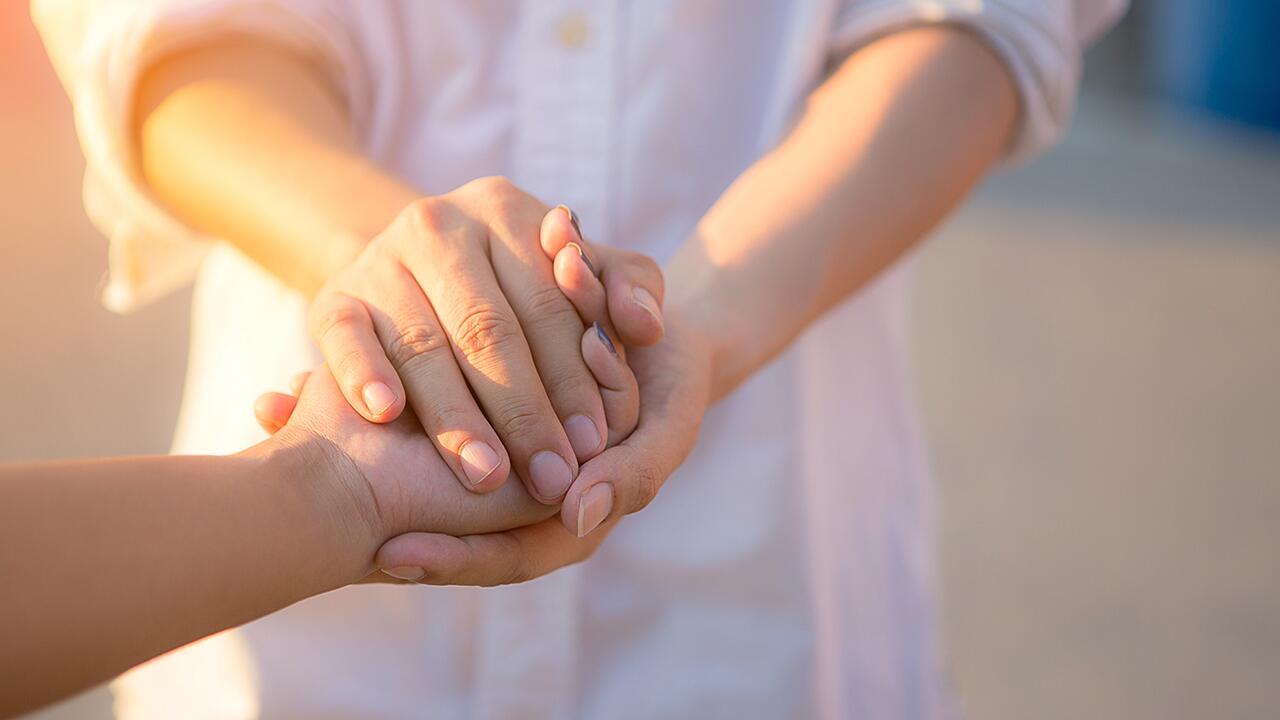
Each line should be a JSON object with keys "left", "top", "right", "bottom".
{"left": 459, "top": 440, "right": 501, "bottom": 487}
{"left": 632, "top": 287, "right": 664, "bottom": 332}
{"left": 566, "top": 241, "right": 598, "bottom": 277}
{"left": 529, "top": 451, "right": 573, "bottom": 500}
{"left": 577, "top": 483, "right": 614, "bottom": 538}
{"left": 564, "top": 414, "right": 602, "bottom": 458}
{"left": 362, "top": 381, "right": 397, "bottom": 416}
{"left": 383, "top": 566, "right": 425, "bottom": 581}
{"left": 593, "top": 321, "right": 617, "bottom": 355}
{"left": 556, "top": 204, "right": 582, "bottom": 238}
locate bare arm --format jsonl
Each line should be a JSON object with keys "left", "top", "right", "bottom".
{"left": 668, "top": 25, "right": 1019, "bottom": 400}
{"left": 134, "top": 41, "right": 659, "bottom": 502}
{"left": 0, "top": 366, "right": 560, "bottom": 718}
{"left": 134, "top": 40, "right": 416, "bottom": 295}
{"left": 0, "top": 444, "right": 367, "bottom": 718}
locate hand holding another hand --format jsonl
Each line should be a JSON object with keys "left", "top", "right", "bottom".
{"left": 308, "top": 178, "right": 663, "bottom": 503}
{"left": 260, "top": 210, "right": 716, "bottom": 586}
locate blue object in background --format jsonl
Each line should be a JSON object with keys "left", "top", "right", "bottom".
{"left": 1149, "top": 0, "right": 1280, "bottom": 131}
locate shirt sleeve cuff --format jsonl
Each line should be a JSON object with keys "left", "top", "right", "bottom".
{"left": 36, "top": 0, "right": 369, "bottom": 312}
{"left": 830, "top": 0, "right": 1095, "bottom": 167}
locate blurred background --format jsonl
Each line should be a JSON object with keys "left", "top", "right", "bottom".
{"left": 5, "top": 1, "right": 1278, "bottom": 718}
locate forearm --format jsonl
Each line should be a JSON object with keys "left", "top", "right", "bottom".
{"left": 666, "top": 26, "right": 1018, "bottom": 400}
{"left": 134, "top": 39, "right": 419, "bottom": 295}
{"left": 0, "top": 439, "right": 374, "bottom": 717}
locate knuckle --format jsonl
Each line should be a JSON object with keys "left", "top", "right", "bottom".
{"left": 468, "top": 175, "right": 515, "bottom": 198}
{"left": 542, "top": 369, "right": 590, "bottom": 408}
{"left": 490, "top": 396, "right": 549, "bottom": 443}
{"left": 629, "top": 251, "right": 660, "bottom": 276}
{"left": 385, "top": 321, "right": 450, "bottom": 372}
{"left": 632, "top": 463, "right": 665, "bottom": 512}
{"left": 425, "top": 398, "right": 472, "bottom": 424}
{"left": 613, "top": 250, "right": 663, "bottom": 292}
{"left": 331, "top": 346, "right": 371, "bottom": 385}
{"left": 310, "top": 296, "right": 364, "bottom": 344}
{"left": 400, "top": 196, "right": 449, "bottom": 237}
{"left": 491, "top": 535, "right": 532, "bottom": 586}
{"left": 519, "top": 284, "right": 581, "bottom": 334}
{"left": 635, "top": 256, "right": 664, "bottom": 293}
{"left": 567, "top": 543, "right": 597, "bottom": 568}
{"left": 452, "top": 305, "right": 520, "bottom": 358}
{"left": 466, "top": 176, "right": 537, "bottom": 220}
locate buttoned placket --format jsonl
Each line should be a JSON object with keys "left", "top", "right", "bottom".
{"left": 473, "top": 3, "right": 622, "bottom": 719}
{"left": 509, "top": 1, "right": 621, "bottom": 244}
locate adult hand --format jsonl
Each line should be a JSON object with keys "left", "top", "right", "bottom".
{"left": 259, "top": 259, "right": 709, "bottom": 586}
{"left": 264, "top": 367, "right": 557, "bottom": 557}
{"left": 371, "top": 315, "right": 713, "bottom": 585}
{"left": 309, "top": 178, "right": 663, "bottom": 503}
{"left": 371, "top": 223, "right": 712, "bottom": 585}
{"left": 256, "top": 292, "right": 644, "bottom": 584}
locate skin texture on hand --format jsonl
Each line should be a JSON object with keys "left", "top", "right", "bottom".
{"left": 309, "top": 182, "right": 666, "bottom": 510}
{"left": 309, "top": 179, "right": 604, "bottom": 505}
{"left": 134, "top": 42, "right": 666, "bottom": 508}
{"left": 370, "top": 310, "right": 714, "bottom": 586}
{"left": 273, "top": 366, "right": 558, "bottom": 541}
{"left": 236, "top": 25, "right": 1014, "bottom": 590}
{"left": 260, "top": 258, "right": 713, "bottom": 585}
{"left": 364, "top": 26, "right": 1018, "bottom": 585}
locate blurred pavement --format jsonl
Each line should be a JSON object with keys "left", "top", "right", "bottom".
{"left": 913, "top": 94, "right": 1280, "bottom": 720}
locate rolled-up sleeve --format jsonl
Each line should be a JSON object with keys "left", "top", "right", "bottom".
{"left": 32, "top": 0, "right": 373, "bottom": 312}
{"left": 831, "top": 0, "right": 1128, "bottom": 165}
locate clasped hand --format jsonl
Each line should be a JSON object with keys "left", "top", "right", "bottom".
{"left": 256, "top": 177, "right": 714, "bottom": 586}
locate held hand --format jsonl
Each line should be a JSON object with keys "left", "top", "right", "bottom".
{"left": 259, "top": 229, "right": 697, "bottom": 586}
{"left": 309, "top": 179, "right": 663, "bottom": 505}
{"left": 260, "top": 329, "right": 709, "bottom": 587}
{"left": 373, "top": 231, "right": 712, "bottom": 583}
{"left": 372, "top": 316, "right": 713, "bottom": 584}
{"left": 255, "top": 310, "right": 642, "bottom": 583}
{"left": 264, "top": 367, "right": 557, "bottom": 553}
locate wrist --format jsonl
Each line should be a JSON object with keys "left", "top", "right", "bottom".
{"left": 663, "top": 280, "right": 742, "bottom": 405}
{"left": 244, "top": 430, "right": 384, "bottom": 584}
{"left": 305, "top": 158, "right": 422, "bottom": 295}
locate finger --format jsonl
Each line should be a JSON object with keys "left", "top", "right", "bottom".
{"left": 597, "top": 245, "right": 665, "bottom": 347}
{"left": 309, "top": 292, "right": 406, "bottom": 423}
{"left": 373, "top": 516, "right": 615, "bottom": 587}
{"left": 490, "top": 211, "right": 607, "bottom": 465}
{"left": 552, "top": 243, "right": 614, "bottom": 347}
{"left": 288, "top": 370, "right": 312, "bottom": 396}
{"left": 253, "top": 392, "right": 298, "bottom": 435}
{"left": 366, "top": 267, "right": 511, "bottom": 494}
{"left": 559, "top": 343, "right": 702, "bottom": 537}
{"left": 539, "top": 207, "right": 664, "bottom": 348}
{"left": 539, "top": 205, "right": 595, "bottom": 271}
{"left": 583, "top": 323, "right": 638, "bottom": 445}
{"left": 547, "top": 234, "right": 638, "bottom": 444}
{"left": 400, "top": 207, "right": 583, "bottom": 503}
{"left": 557, "top": 443, "right": 654, "bottom": 538}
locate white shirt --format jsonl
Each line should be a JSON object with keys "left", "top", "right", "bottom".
{"left": 35, "top": 1, "right": 1124, "bottom": 717}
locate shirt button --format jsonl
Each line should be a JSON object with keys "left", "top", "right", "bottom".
{"left": 556, "top": 12, "right": 589, "bottom": 50}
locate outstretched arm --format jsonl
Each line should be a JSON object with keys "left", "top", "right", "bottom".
{"left": 0, "top": 366, "right": 559, "bottom": 718}
{"left": 669, "top": 24, "right": 1018, "bottom": 401}
{"left": 0, "top": 441, "right": 371, "bottom": 718}
{"left": 135, "top": 42, "right": 659, "bottom": 500}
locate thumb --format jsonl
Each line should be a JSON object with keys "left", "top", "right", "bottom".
{"left": 596, "top": 245, "right": 665, "bottom": 347}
